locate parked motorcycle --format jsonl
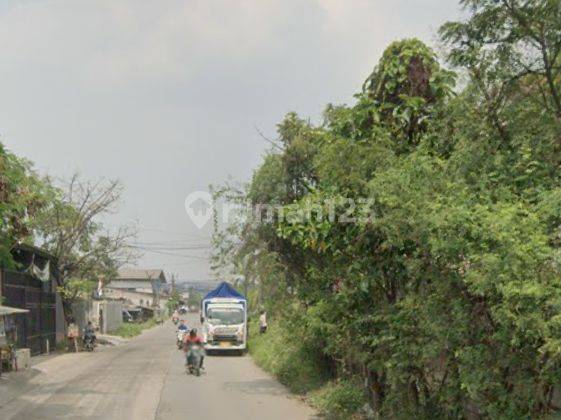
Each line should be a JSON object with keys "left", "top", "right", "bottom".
{"left": 186, "top": 344, "right": 204, "bottom": 376}
{"left": 176, "top": 330, "right": 186, "bottom": 349}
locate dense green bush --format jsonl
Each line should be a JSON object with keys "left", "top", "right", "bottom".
{"left": 214, "top": 1, "right": 561, "bottom": 417}
{"left": 113, "top": 318, "right": 158, "bottom": 338}
{"left": 309, "top": 379, "right": 366, "bottom": 419}
{"left": 248, "top": 314, "right": 332, "bottom": 394}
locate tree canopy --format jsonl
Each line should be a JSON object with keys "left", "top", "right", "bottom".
{"left": 212, "top": 2, "right": 561, "bottom": 417}
{"left": 0, "top": 146, "right": 136, "bottom": 320}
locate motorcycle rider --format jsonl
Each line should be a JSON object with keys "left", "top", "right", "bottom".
{"left": 175, "top": 319, "right": 189, "bottom": 349}
{"left": 172, "top": 309, "right": 180, "bottom": 324}
{"left": 83, "top": 321, "right": 96, "bottom": 347}
{"left": 177, "top": 319, "right": 188, "bottom": 332}
{"left": 183, "top": 328, "right": 204, "bottom": 369}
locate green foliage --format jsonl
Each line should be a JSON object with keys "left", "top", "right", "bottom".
{"left": 1, "top": 144, "right": 135, "bottom": 322}
{"left": 35, "top": 176, "right": 135, "bottom": 320}
{"left": 113, "top": 317, "right": 158, "bottom": 338}
{"left": 166, "top": 289, "right": 182, "bottom": 313}
{"left": 364, "top": 38, "right": 455, "bottom": 107}
{"left": 0, "top": 144, "right": 54, "bottom": 267}
{"left": 186, "top": 287, "right": 202, "bottom": 308}
{"left": 360, "top": 39, "right": 456, "bottom": 151}
{"left": 58, "top": 279, "right": 97, "bottom": 303}
{"left": 309, "top": 379, "right": 366, "bottom": 419}
{"left": 212, "top": 4, "right": 561, "bottom": 418}
{"left": 248, "top": 313, "right": 332, "bottom": 394}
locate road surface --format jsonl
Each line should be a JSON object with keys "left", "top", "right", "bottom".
{"left": 0, "top": 314, "right": 315, "bottom": 419}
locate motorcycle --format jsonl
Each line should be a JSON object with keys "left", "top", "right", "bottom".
{"left": 83, "top": 335, "right": 95, "bottom": 352}
{"left": 176, "top": 330, "right": 186, "bottom": 349}
{"left": 186, "top": 344, "right": 204, "bottom": 376}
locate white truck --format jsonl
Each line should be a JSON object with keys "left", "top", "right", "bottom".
{"left": 200, "top": 282, "right": 247, "bottom": 354}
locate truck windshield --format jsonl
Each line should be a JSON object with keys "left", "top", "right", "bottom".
{"left": 207, "top": 308, "right": 244, "bottom": 325}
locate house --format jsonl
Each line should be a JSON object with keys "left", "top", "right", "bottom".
{"left": 0, "top": 244, "right": 65, "bottom": 355}
{"left": 104, "top": 268, "right": 168, "bottom": 311}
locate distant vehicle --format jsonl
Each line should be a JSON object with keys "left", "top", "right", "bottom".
{"left": 177, "top": 330, "right": 186, "bottom": 349}
{"left": 122, "top": 310, "right": 133, "bottom": 323}
{"left": 200, "top": 282, "right": 247, "bottom": 355}
{"left": 83, "top": 335, "right": 95, "bottom": 352}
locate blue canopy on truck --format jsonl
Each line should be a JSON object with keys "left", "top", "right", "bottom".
{"left": 203, "top": 281, "right": 246, "bottom": 301}
{"left": 201, "top": 282, "right": 246, "bottom": 319}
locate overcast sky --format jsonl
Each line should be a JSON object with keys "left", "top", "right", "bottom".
{"left": 0, "top": 0, "right": 461, "bottom": 282}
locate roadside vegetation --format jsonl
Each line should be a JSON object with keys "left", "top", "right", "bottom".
{"left": 0, "top": 149, "right": 135, "bottom": 322}
{"left": 248, "top": 315, "right": 366, "bottom": 417}
{"left": 113, "top": 317, "right": 160, "bottom": 338}
{"left": 309, "top": 379, "right": 366, "bottom": 419}
{"left": 215, "top": 1, "right": 561, "bottom": 418}
{"left": 248, "top": 314, "right": 332, "bottom": 394}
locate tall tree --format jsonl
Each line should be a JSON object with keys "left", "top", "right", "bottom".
{"left": 0, "top": 143, "right": 53, "bottom": 266}
{"left": 440, "top": 0, "right": 561, "bottom": 120}
{"left": 37, "top": 174, "right": 137, "bottom": 319}
{"left": 213, "top": 24, "right": 561, "bottom": 417}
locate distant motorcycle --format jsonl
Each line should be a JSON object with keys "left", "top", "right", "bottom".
{"left": 186, "top": 344, "right": 204, "bottom": 376}
{"left": 176, "top": 330, "right": 186, "bottom": 349}
{"left": 83, "top": 335, "right": 95, "bottom": 352}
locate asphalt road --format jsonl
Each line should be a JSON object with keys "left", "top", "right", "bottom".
{"left": 0, "top": 314, "right": 315, "bottom": 420}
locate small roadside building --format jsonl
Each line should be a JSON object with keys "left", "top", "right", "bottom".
{"left": 104, "top": 268, "right": 168, "bottom": 313}
{"left": 0, "top": 305, "right": 29, "bottom": 347}
{"left": 0, "top": 305, "right": 30, "bottom": 373}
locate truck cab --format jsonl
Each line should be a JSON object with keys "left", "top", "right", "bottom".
{"left": 202, "top": 299, "right": 246, "bottom": 352}
{"left": 200, "top": 282, "right": 247, "bottom": 354}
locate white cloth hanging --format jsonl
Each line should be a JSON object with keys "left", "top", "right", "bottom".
{"left": 31, "top": 260, "right": 50, "bottom": 282}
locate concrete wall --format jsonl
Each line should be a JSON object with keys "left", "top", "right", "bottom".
{"left": 101, "top": 301, "right": 123, "bottom": 333}
{"left": 72, "top": 300, "right": 94, "bottom": 331}
{"left": 103, "top": 287, "right": 172, "bottom": 319}
{"left": 72, "top": 300, "right": 123, "bottom": 334}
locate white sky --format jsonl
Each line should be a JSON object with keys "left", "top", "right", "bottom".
{"left": 0, "top": 0, "right": 461, "bottom": 282}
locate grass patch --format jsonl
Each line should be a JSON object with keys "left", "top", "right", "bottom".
{"left": 248, "top": 316, "right": 367, "bottom": 419}
{"left": 309, "top": 379, "right": 366, "bottom": 419}
{"left": 112, "top": 317, "right": 159, "bottom": 338}
{"left": 248, "top": 318, "right": 331, "bottom": 394}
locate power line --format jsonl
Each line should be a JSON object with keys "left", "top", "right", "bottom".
{"left": 129, "top": 246, "right": 209, "bottom": 260}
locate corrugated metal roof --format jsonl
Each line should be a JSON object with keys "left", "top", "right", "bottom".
{"left": 105, "top": 280, "right": 154, "bottom": 289}
{"left": 117, "top": 268, "right": 166, "bottom": 282}
{"left": 0, "top": 305, "right": 30, "bottom": 316}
